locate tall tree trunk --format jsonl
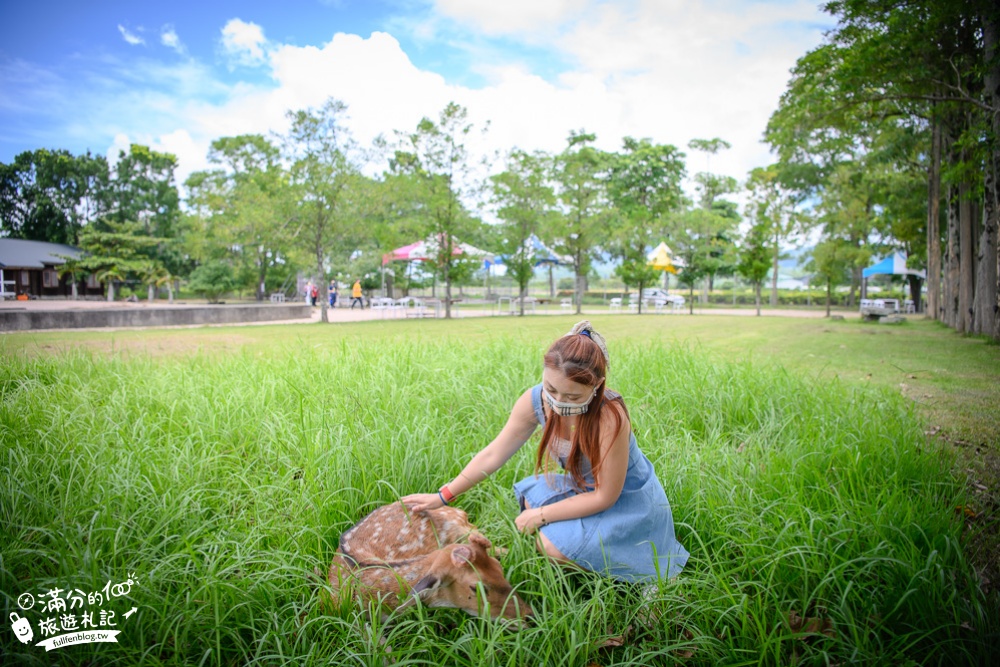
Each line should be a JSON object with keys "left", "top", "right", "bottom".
{"left": 926, "top": 114, "right": 942, "bottom": 320}
{"left": 975, "top": 199, "right": 997, "bottom": 335}
{"left": 770, "top": 232, "right": 779, "bottom": 306}
{"left": 907, "top": 275, "right": 922, "bottom": 313}
{"left": 958, "top": 179, "right": 975, "bottom": 333}
{"left": 317, "top": 228, "right": 328, "bottom": 324}
{"left": 257, "top": 259, "right": 267, "bottom": 302}
{"left": 944, "top": 179, "right": 961, "bottom": 329}
{"left": 444, "top": 262, "right": 452, "bottom": 319}
{"left": 574, "top": 250, "right": 583, "bottom": 315}
{"left": 825, "top": 281, "right": 831, "bottom": 317}
{"left": 984, "top": 9, "right": 1000, "bottom": 341}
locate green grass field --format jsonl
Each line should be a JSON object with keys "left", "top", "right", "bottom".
{"left": 2, "top": 315, "right": 998, "bottom": 665}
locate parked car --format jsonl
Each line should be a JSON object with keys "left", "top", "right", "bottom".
{"left": 641, "top": 288, "right": 672, "bottom": 301}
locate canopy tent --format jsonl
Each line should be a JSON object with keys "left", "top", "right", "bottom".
{"left": 646, "top": 242, "right": 687, "bottom": 291}
{"left": 485, "top": 235, "right": 573, "bottom": 298}
{"left": 646, "top": 242, "right": 685, "bottom": 273}
{"left": 379, "top": 235, "right": 493, "bottom": 298}
{"left": 487, "top": 235, "right": 572, "bottom": 268}
{"left": 862, "top": 252, "right": 926, "bottom": 279}
{"left": 862, "top": 252, "right": 925, "bottom": 312}
{"left": 382, "top": 236, "right": 492, "bottom": 266}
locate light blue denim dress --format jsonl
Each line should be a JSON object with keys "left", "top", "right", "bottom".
{"left": 513, "top": 384, "right": 689, "bottom": 582}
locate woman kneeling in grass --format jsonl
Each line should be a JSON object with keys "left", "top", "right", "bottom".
{"left": 402, "top": 321, "right": 688, "bottom": 582}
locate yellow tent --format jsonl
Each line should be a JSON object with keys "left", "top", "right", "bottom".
{"left": 647, "top": 242, "right": 684, "bottom": 274}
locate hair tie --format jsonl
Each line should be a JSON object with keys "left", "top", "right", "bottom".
{"left": 563, "top": 320, "right": 609, "bottom": 366}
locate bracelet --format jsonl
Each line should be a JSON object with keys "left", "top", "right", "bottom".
{"left": 539, "top": 506, "right": 548, "bottom": 526}
{"left": 439, "top": 484, "right": 455, "bottom": 504}
{"left": 437, "top": 491, "right": 449, "bottom": 506}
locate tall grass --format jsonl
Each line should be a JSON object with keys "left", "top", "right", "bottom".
{"left": 1, "top": 332, "right": 994, "bottom": 666}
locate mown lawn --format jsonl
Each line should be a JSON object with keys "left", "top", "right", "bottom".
{"left": 1, "top": 314, "right": 997, "bottom": 665}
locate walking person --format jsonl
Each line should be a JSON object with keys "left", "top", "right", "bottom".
{"left": 328, "top": 279, "right": 338, "bottom": 308}
{"left": 402, "top": 321, "right": 689, "bottom": 583}
{"left": 350, "top": 279, "right": 364, "bottom": 309}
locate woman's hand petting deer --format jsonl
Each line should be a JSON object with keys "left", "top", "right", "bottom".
{"left": 402, "top": 320, "right": 688, "bottom": 583}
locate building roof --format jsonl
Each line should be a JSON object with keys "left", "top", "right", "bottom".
{"left": 0, "top": 238, "right": 82, "bottom": 269}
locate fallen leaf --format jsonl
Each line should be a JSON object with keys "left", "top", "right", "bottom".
{"left": 956, "top": 505, "right": 978, "bottom": 519}
{"left": 675, "top": 628, "right": 696, "bottom": 659}
{"left": 599, "top": 625, "right": 633, "bottom": 648}
{"left": 787, "top": 610, "right": 836, "bottom": 639}
{"left": 908, "top": 374, "right": 917, "bottom": 379}
{"left": 736, "top": 442, "right": 746, "bottom": 453}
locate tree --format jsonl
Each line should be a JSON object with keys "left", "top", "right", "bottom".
{"left": 745, "top": 165, "right": 805, "bottom": 306}
{"left": 69, "top": 219, "right": 163, "bottom": 301}
{"left": 550, "top": 131, "right": 609, "bottom": 314}
{"left": 187, "top": 260, "right": 236, "bottom": 303}
{"left": 392, "top": 102, "right": 487, "bottom": 319}
{"left": 491, "top": 149, "right": 556, "bottom": 315}
{"left": 0, "top": 149, "right": 110, "bottom": 244}
{"left": 736, "top": 218, "right": 772, "bottom": 317}
{"left": 672, "top": 208, "right": 720, "bottom": 314}
{"left": 688, "top": 137, "right": 740, "bottom": 297}
{"left": 765, "top": 0, "right": 1000, "bottom": 339}
{"left": 804, "top": 238, "right": 851, "bottom": 317}
{"left": 189, "top": 134, "right": 296, "bottom": 301}
{"left": 284, "top": 98, "right": 365, "bottom": 323}
{"left": 607, "top": 137, "right": 686, "bottom": 313}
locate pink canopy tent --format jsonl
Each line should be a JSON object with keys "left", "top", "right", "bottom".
{"left": 381, "top": 237, "right": 492, "bottom": 266}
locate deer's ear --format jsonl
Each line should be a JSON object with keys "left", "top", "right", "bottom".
{"left": 469, "top": 532, "right": 492, "bottom": 550}
{"left": 451, "top": 546, "right": 473, "bottom": 566}
{"left": 411, "top": 575, "right": 439, "bottom": 597}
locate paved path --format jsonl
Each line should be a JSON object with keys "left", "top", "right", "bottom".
{"left": 2, "top": 296, "right": 851, "bottom": 333}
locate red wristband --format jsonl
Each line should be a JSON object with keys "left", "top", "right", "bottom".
{"left": 439, "top": 484, "right": 455, "bottom": 504}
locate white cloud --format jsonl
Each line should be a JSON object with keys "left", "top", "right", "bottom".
{"left": 86, "top": 2, "right": 828, "bottom": 206}
{"left": 221, "top": 19, "right": 268, "bottom": 66}
{"left": 458, "top": 0, "right": 828, "bottom": 187}
{"left": 161, "top": 26, "right": 184, "bottom": 54}
{"left": 117, "top": 25, "right": 145, "bottom": 46}
{"left": 433, "top": 0, "right": 589, "bottom": 35}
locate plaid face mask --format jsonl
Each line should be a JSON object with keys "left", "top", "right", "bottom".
{"left": 543, "top": 387, "right": 596, "bottom": 417}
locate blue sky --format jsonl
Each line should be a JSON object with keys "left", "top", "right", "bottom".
{"left": 0, "top": 0, "right": 832, "bottom": 189}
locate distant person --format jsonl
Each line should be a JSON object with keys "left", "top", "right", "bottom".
{"left": 328, "top": 279, "right": 339, "bottom": 308}
{"left": 304, "top": 281, "right": 314, "bottom": 305}
{"left": 310, "top": 283, "right": 319, "bottom": 307}
{"left": 350, "top": 279, "right": 363, "bottom": 309}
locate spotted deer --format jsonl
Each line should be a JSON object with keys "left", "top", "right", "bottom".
{"left": 324, "top": 503, "right": 532, "bottom": 622}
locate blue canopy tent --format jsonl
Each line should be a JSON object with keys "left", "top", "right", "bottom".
{"left": 862, "top": 252, "right": 926, "bottom": 279}
{"left": 862, "top": 252, "right": 926, "bottom": 312}
{"left": 488, "top": 235, "right": 572, "bottom": 297}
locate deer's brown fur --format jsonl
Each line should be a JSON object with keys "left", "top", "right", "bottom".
{"left": 324, "top": 502, "right": 531, "bottom": 621}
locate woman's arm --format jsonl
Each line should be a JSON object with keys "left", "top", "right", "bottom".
{"left": 515, "top": 403, "right": 631, "bottom": 533}
{"left": 401, "top": 388, "right": 539, "bottom": 511}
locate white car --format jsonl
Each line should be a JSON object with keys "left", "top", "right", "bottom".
{"left": 641, "top": 288, "right": 672, "bottom": 301}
